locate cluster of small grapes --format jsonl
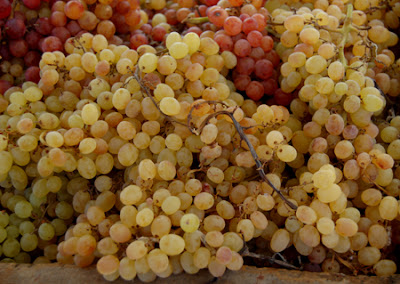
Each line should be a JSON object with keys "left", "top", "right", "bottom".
{"left": 1, "top": 0, "right": 400, "bottom": 280}
{"left": 0, "top": 31, "right": 303, "bottom": 281}
{"left": 241, "top": 1, "right": 400, "bottom": 276}
{"left": 172, "top": 3, "right": 291, "bottom": 103}
{"left": 0, "top": 0, "right": 147, "bottom": 94}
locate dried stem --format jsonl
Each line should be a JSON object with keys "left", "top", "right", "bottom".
{"left": 133, "top": 69, "right": 296, "bottom": 209}
{"left": 188, "top": 104, "right": 298, "bottom": 210}
{"left": 240, "top": 242, "right": 299, "bottom": 270}
{"left": 338, "top": 4, "right": 354, "bottom": 67}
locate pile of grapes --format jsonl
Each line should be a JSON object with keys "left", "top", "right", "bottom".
{"left": 0, "top": 0, "right": 400, "bottom": 281}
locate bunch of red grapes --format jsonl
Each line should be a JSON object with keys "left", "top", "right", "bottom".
{"left": 0, "top": 0, "right": 290, "bottom": 105}
{"left": 0, "top": 0, "right": 143, "bottom": 92}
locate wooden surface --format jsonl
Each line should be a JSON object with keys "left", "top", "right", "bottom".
{"left": 0, "top": 264, "right": 399, "bottom": 284}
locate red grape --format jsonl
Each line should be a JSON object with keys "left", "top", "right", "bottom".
{"left": 125, "top": 9, "right": 141, "bottom": 26}
{"left": 66, "top": 21, "right": 82, "bottom": 36}
{"left": 95, "top": 3, "right": 113, "bottom": 20}
{"left": 176, "top": 8, "right": 191, "bottom": 22}
{"left": 127, "top": 0, "right": 140, "bottom": 10}
{"left": 247, "top": 30, "right": 263, "bottom": 47}
{"left": 234, "top": 74, "right": 251, "bottom": 91}
{"left": 50, "top": 11, "right": 68, "bottom": 27}
{"left": 65, "top": 0, "right": 85, "bottom": 20}
{"left": 250, "top": 47, "right": 265, "bottom": 61}
{"left": 140, "top": 24, "right": 152, "bottom": 35}
{"left": 214, "top": 34, "right": 233, "bottom": 51}
{"left": 242, "top": 17, "right": 258, "bottom": 34}
{"left": 35, "top": 18, "right": 53, "bottom": 35}
{"left": 0, "top": 0, "right": 11, "bottom": 19}
{"left": 208, "top": 7, "right": 228, "bottom": 27}
{"left": 130, "top": 34, "right": 149, "bottom": 50}
{"left": 97, "top": 20, "right": 116, "bottom": 39}
{"left": 23, "top": 0, "right": 41, "bottom": 9}
{"left": 111, "top": 13, "right": 130, "bottom": 34}
{"left": 0, "top": 80, "right": 12, "bottom": 94}
{"left": 165, "top": 9, "right": 178, "bottom": 25}
{"left": 252, "top": 13, "right": 266, "bottom": 32}
{"left": 151, "top": 25, "right": 167, "bottom": 42}
{"left": 228, "top": 0, "right": 244, "bottom": 7}
{"left": 236, "top": 57, "right": 255, "bottom": 75}
{"left": 203, "top": 0, "right": 218, "bottom": 6}
{"left": 52, "top": 1, "right": 66, "bottom": 12}
{"left": 195, "top": 5, "right": 208, "bottom": 17}
{"left": 224, "top": 16, "right": 242, "bottom": 36}
{"left": 0, "top": 45, "right": 11, "bottom": 61}
{"left": 25, "top": 66, "right": 41, "bottom": 83}
{"left": 239, "top": 14, "right": 250, "bottom": 22}
{"left": 274, "top": 89, "right": 293, "bottom": 106}
{"left": 25, "top": 30, "right": 43, "bottom": 50}
{"left": 10, "top": 39, "right": 29, "bottom": 57}
{"left": 234, "top": 39, "right": 251, "bottom": 57}
{"left": 40, "top": 36, "right": 63, "bottom": 52}
{"left": 5, "top": 18, "right": 26, "bottom": 39}
{"left": 265, "top": 50, "right": 280, "bottom": 67}
{"left": 261, "top": 35, "right": 274, "bottom": 52}
{"left": 261, "top": 78, "right": 278, "bottom": 95}
{"left": 52, "top": 27, "right": 72, "bottom": 43}
{"left": 78, "top": 11, "right": 99, "bottom": 31}
{"left": 254, "top": 59, "right": 273, "bottom": 80}
{"left": 24, "top": 51, "right": 41, "bottom": 67}
{"left": 232, "top": 33, "right": 246, "bottom": 43}
{"left": 246, "top": 81, "right": 264, "bottom": 101}
{"left": 185, "top": 26, "right": 202, "bottom": 36}
{"left": 116, "top": 1, "right": 131, "bottom": 14}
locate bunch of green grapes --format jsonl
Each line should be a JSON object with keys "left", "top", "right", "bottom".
{"left": 0, "top": 31, "right": 305, "bottom": 281}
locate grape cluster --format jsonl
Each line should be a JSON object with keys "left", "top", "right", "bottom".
{"left": 0, "top": 0, "right": 147, "bottom": 92}
{"left": 0, "top": 0, "right": 400, "bottom": 281}
{"left": 0, "top": 32, "right": 296, "bottom": 281}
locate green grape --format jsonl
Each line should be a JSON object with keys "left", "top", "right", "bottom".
{"left": 38, "top": 223, "right": 55, "bottom": 241}
{"left": 20, "top": 234, "right": 38, "bottom": 252}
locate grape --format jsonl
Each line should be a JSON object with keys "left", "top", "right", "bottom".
{"left": 224, "top": 16, "right": 242, "bottom": 36}
{"left": 97, "top": 255, "right": 119, "bottom": 275}
{"left": 358, "top": 247, "right": 381, "bottom": 266}
{"left": 161, "top": 196, "right": 181, "bottom": 215}
{"left": 136, "top": 208, "right": 154, "bottom": 227}
{"left": 147, "top": 249, "right": 169, "bottom": 274}
{"left": 6, "top": 19, "right": 26, "bottom": 39}
{"left": 180, "top": 214, "right": 200, "bottom": 233}
{"left": 374, "top": 260, "right": 397, "bottom": 276}
{"left": 160, "top": 234, "right": 185, "bottom": 256}
{"left": 119, "top": 257, "right": 137, "bottom": 281}
{"left": 3, "top": 238, "right": 20, "bottom": 257}
{"left": 109, "top": 223, "right": 131, "bottom": 243}
{"left": 38, "top": 223, "right": 55, "bottom": 241}
{"left": 14, "top": 201, "right": 33, "bottom": 219}
{"left": 0, "top": 0, "right": 11, "bottom": 19}
{"left": 64, "top": 0, "right": 85, "bottom": 20}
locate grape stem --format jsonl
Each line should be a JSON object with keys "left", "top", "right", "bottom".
{"left": 334, "top": 253, "right": 357, "bottom": 274}
{"left": 187, "top": 101, "right": 298, "bottom": 210}
{"left": 133, "top": 70, "right": 297, "bottom": 209}
{"left": 183, "top": 16, "right": 210, "bottom": 24}
{"left": 338, "top": 4, "right": 354, "bottom": 67}
{"left": 9, "top": 0, "right": 18, "bottom": 19}
{"left": 240, "top": 242, "right": 300, "bottom": 270}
